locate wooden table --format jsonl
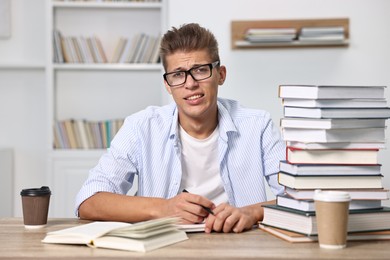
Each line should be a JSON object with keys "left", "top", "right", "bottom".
{"left": 1, "top": 218, "right": 389, "bottom": 259}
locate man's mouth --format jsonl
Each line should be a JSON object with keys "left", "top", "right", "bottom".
{"left": 185, "top": 94, "right": 203, "bottom": 100}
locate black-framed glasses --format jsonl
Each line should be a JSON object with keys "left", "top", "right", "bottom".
{"left": 163, "top": 61, "right": 220, "bottom": 87}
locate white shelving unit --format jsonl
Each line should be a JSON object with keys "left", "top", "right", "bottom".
{"left": 46, "top": 0, "right": 167, "bottom": 217}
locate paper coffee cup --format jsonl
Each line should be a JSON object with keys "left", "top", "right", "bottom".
{"left": 20, "top": 186, "right": 51, "bottom": 229}
{"left": 314, "top": 190, "right": 351, "bottom": 249}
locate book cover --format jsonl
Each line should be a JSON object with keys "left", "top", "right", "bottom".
{"left": 280, "top": 118, "right": 386, "bottom": 129}
{"left": 281, "top": 98, "right": 387, "bottom": 108}
{"left": 283, "top": 106, "right": 390, "bottom": 119}
{"left": 261, "top": 204, "right": 390, "bottom": 235}
{"left": 42, "top": 218, "right": 188, "bottom": 252}
{"left": 259, "top": 224, "right": 390, "bottom": 243}
{"left": 285, "top": 147, "right": 379, "bottom": 165}
{"left": 276, "top": 194, "right": 382, "bottom": 212}
{"left": 284, "top": 187, "right": 390, "bottom": 200}
{"left": 286, "top": 141, "right": 386, "bottom": 150}
{"left": 278, "top": 171, "right": 383, "bottom": 189}
{"left": 278, "top": 85, "right": 386, "bottom": 99}
{"left": 282, "top": 127, "right": 385, "bottom": 143}
{"left": 279, "top": 160, "right": 381, "bottom": 176}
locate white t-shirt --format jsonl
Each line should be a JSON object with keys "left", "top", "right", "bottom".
{"left": 179, "top": 125, "right": 229, "bottom": 205}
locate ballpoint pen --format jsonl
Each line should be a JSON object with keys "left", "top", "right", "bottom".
{"left": 182, "top": 189, "right": 215, "bottom": 216}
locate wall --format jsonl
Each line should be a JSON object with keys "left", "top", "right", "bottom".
{"left": 167, "top": 0, "right": 390, "bottom": 205}
{"left": 0, "top": 0, "right": 47, "bottom": 216}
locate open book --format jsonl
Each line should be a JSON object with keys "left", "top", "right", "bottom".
{"left": 42, "top": 217, "right": 188, "bottom": 252}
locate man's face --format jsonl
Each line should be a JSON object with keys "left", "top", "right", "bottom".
{"left": 164, "top": 50, "right": 226, "bottom": 124}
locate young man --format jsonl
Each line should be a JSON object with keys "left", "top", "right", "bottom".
{"left": 76, "top": 23, "right": 285, "bottom": 233}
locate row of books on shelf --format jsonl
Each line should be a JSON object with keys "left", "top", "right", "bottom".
{"left": 240, "top": 26, "right": 346, "bottom": 45}
{"left": 53, "top": 119, "right": 124, "bottom": 149}
{"left": 259, "top": 84, "right": 390, "bottom": 243}
{"left": 53, "top": 30, "right": 161, "bottom": 64}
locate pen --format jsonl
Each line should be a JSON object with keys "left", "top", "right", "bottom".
{"left": 182, "top": 189, "right": 215, "bottom": 216}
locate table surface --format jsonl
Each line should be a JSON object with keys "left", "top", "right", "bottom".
{"left": 1, "top": 218, "right": 389, "bottom": 259}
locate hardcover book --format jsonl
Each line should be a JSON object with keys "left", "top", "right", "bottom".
{"left": 261, "top": 204, "right": 390, "bottom": 235}
{"left": 278, "top": 85, "right": 386, "bottom": 99}
{"left": 42, "top": 217, "right": 188, "bottom": 252}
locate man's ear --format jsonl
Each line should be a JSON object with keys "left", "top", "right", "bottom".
{"left": 218, "top": 65, "right": 227, "bottom": 85}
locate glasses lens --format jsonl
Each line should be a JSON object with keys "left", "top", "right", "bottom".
{"left": 165, "top": 71, "right": 186, "bottom": 86}
{"left": 190, "top": 64, "right": 212, "bottom": 81}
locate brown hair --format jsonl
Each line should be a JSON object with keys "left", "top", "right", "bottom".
{"left": 160, "top": 23, "right": 220, "bottom": 70}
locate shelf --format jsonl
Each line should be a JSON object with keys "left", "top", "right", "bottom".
{"left": 231, "top": 18, "right": 349, "bottom": 49}
{"left": 0, "top": 63, "right": 45, "bottom": 70}
{"left": 50, "top": 149, "right": 106, "bottom": 159}
{"left": 52, "top": 1, "right": 162, "bottom": 9}
{"left": 53, "top": 63, "right": 163, "bottom": 71}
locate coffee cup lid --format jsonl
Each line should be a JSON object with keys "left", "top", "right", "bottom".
{"left": 314, "top": 189, "right": 351, "bottom": 202}
{"left": 20, "top": 186, "right": 51, "bottom": 196}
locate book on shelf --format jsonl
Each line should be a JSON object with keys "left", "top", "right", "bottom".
{"left": 279, "top": 160, "right": 381, "bottom": 176}
{"left": 276, "top": 194, "right": 382, "bottom": 212}
{"left": 299, "top": 26, "right": 345, "bottom": 36}
{"left": 278, "top": 85, "right": 386, "bottom": 99}
{"left": 111, "top": 37, "right": 128, "bottom": 63}
{"left": 281, "top": 98, "right": 387, "bottom": 108}
{"left": 283, "top": 106, "right": 390, "bottom": 119}
{"left": 280, "top": 118, "right": 386, "bottom": 129}
{"left": 284, "top": 187, "right": 389, "bottom": 201}
{"left": 285, "top": 147, "right": 379, "bottom": 165}
{"left": 245, "top": 28, "right": 297, "bottom": 43}
{"left": 298, "top": 34, "right": 346, "bottom": 43}
{"left": 278, "top": 171, "right": 383, "bottom": 189}
{"left": 282, "top": 127, "right": 385, "bottom": 143}
{"left": 259, "top": 224, "right": 390, "bottom": 243}
{"left": 286, "top": 141, "right": 386, "bottom": 150}
{"left": 42, "top": 217, "right": 188, "bottom": 252}
{"left": 261, "top": 204, "right": 390, "bottom": 236}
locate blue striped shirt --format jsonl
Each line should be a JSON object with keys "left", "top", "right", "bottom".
{"left": 75, "top": 98, "right": 286, "bottom": 216}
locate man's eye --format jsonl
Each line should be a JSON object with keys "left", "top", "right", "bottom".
{"left": 171, "top": 72, "right": 184, "bottom": 78}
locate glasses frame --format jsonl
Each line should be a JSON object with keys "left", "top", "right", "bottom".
{"left": 163, "top": 61, "right": 220, "bottom": 87}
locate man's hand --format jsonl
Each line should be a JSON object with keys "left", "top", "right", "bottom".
{"left": 204, "top": 203, "right": 262, "bottom": 233}
{"left": 163, "top": 192, "right": 215, "bottom": 224}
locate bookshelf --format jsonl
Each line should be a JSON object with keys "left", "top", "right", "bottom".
{"left": 231, "top": 18, "right": 349, "bottom": 49}
{"left": 46, "top": 0, "right": 166, "bottom": 217}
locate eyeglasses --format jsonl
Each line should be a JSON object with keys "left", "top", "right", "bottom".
{"left": 163, "top": 61, "right": 220, "bottom": 87}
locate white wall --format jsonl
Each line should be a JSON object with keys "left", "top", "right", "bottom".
{"left": 167, "top": 0, "right": 390, "bottom": 206}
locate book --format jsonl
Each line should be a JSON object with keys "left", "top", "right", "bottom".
{"left": 284, "top": 187, "right": 390, "bottom": 200}
{"left": 278, "top": 85, "right": 386, "bottom": 99}
{"left": 259, "top": 224, "right": 390, "bottom": 243}
{"left": 285, "top": 147, "right": 379, "bottom": 165}
{"left": 283, "top": 106, "right": 390, "bottom": 119}
{"left": 282, "top": 127, "right": 385, "bottom": 143}
{"left": 279, "top": 160, "right": 381, "bottom": 176}
{"left": 261, "top": 204, "right": 390, "bottom": 235}
{"left": 176, "top": 223, "right": 206, "bottom": 233}
{"left": 277, "top": 194, "right": 382, "bottom": 212}
{"left": 278, "top": 172, "right": 383, "bottom": 189}
{"left": 280, "top": 118, "right": 386, "bottom": 129}
{"left": 281, "top": 98, "right": 387, "bottom": 108}
{"left": 286, "top": 141, "right": 386, "bottom": 150}
{"left": 42, "top": 217, "right": 188, "bottom": 252}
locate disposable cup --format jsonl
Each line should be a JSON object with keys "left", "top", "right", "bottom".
{"left": 20, "top": 186, "right": 51, "bottom": 229}
{"left": 314, "top": 190, "right": 351, "bottom": 249}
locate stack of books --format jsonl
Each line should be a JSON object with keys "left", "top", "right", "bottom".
{"left": 260, "top": 84, "right": 390, "bottom": 242}
{"left": 298, "top": 26, "right": 346, "bottom": 43}
{"left": 243, "top": 28, "right": 297, "bottom": 44}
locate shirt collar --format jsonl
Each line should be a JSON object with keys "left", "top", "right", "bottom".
{"left": 168, "top": 99, "right": 238, "bottom": 142}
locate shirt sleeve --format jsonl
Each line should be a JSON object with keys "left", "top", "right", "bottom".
{"left": 261, "top": 113, "right": 286, "bottom": 196}
{"left": 74, "top": 117, "right": 139, "bottom": 217}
